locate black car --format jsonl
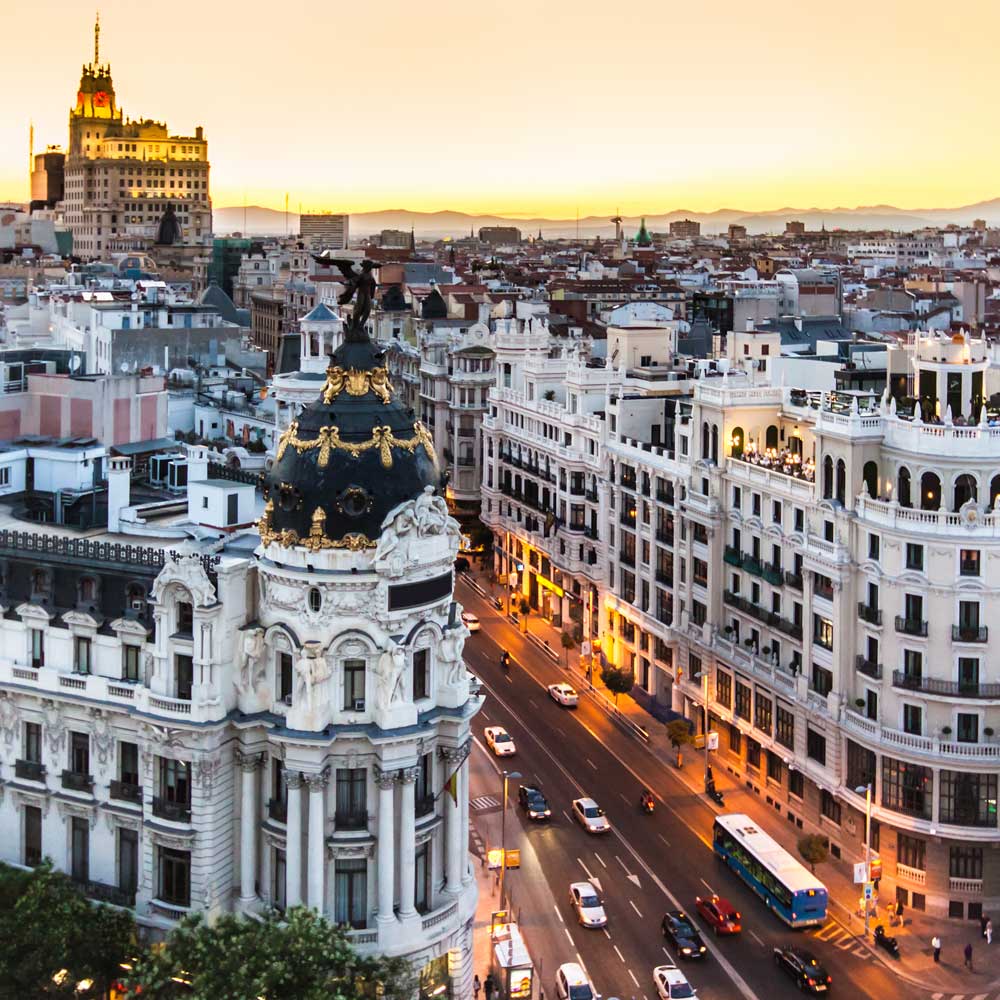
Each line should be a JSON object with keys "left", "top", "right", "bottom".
{"left": 661, "top": 910, "right": 707, "bottom": 959}
{"left": 772, "top": 946, "right": 831, "bottom": 993}
{"left": 517, "top": 784, "right": 551, "bottom": 820}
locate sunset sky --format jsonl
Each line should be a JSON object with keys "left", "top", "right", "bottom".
{"left": 1, "top": 0, "right": 997, "bottom": 217}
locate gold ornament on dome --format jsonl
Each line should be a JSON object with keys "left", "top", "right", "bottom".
{"left": 275, "top": 420, "right": 437, "bottom": 470}
{"left": 322, "top": 365, "right": 393, "bottom": 405}
{"left": 257, "top": 500, "right": 375, "bottom": 551}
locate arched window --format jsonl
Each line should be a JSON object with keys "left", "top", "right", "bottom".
{"left": 711, "top": 425, "right": 719, "bottom": 465}
{"left": 788, "top": 435, "right": 802, "bottom": 457}
{"left": 836, "top": 459, "right": 846, "bottom": 505}
{"left": 991, "top": 475, "right": 1000, "bottom": 509}
{"left": 862, "top": 461, "right": 878, "bottom": 499}
{"left": 702, "top": 422, "right": 710, "bottom": 460}
{"left": 921, "top": 471, "right": 941, "bottom": 511}
{"left": 765, "top": 425, "right": 779, "bottom": 451}
{"left": 954, "top": 474, "right": 978, "bottom": 511}
{"left": 308, "top": 587, "right": 323, "bottom": 613}
{"left": 898, "top": 466, "right": 912, "bottom": 508}
{"left": 823, "top": 456, "right": 834, "bottom": 499}
{"left": 730, "top": 427, "right": 744, "bottom": 458}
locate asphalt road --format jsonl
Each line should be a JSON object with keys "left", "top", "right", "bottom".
{"left": 459, "top": 576, "right": 903, "bottom": 1000}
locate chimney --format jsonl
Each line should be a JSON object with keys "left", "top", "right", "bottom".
{"left": 186, "top": 444, "right": 210, "bottom": 484}
{"left": 107, "top": 456, "right": 132, "bottom": 533}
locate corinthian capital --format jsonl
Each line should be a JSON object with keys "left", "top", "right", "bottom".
{"left": 303, "top": 768, "right": 330, "bottom": 791}
{"left": 235, "top": 748, "right": 264, "bottom": 773}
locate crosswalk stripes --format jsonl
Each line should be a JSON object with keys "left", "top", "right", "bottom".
{"left": 809, "top": 920, "right": 871, "bottom": 961}
{"left": 931, "top": 994, "right": 993, "bottom": 1000}
{"left": 471, "top": 794, "right": 500, "bottom": 810}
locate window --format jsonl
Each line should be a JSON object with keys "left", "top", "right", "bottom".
{"left": 735, "top": 681, "right": 751, "bottom": 721}
{"left": 122, "top": 645, "right": 140, "bottom": 682}
{"left": 754, "top": 692, "right": 772, "bottom": 735}
{"left": 957, "top": 713, "right": 979, "bottom": 744}
{"left": 414, "top": 841, "right": 431, "bottom": 914}
{"left": 120, "top": 742, "right": 139, "bottom": 784}
{"left": 159, "top": 848, "right": 191, "bottom": 906}
{"left": 24, "top": 805, "right": 42, "bottom": 867}
{"left": 820, "top": 790, "right": 841, "bottom": 825}
{"left": 806, "top": 727, "right": 827, "bottom": 766}
{"left": 30, "top": 629, "right": 44, "bottom": 668}
{"left": 335, "top": 858, "right": 367, "bottom": 927}
{"left": 776, "top": 704, "right": 794, "bottom": 749}
{"left": 728, "top": 724, "right": 742, "bottom": 755}
{"left": 160, "top": 758, "right": 191, "bottom": 806}
{"left": 343, "top": 659, "right": 366, "bottom": 710}
{"left": 746, "top": 738, "right": 761, "bottom": 769}
{"left": 69, "top": 731, "right": 90, "bottom": 776}
{"left": 175, "top": 655, "right": 193, "bottom": 700}
{"left": 119, "top": 828, "right": 139, "bottom": 896}
{"left": 71, "top": 816, "right": 89, "bottom": 882}
{"left": 846, "top": 740, "right": 876, "bottom": 790}
{"left": 335, "top": 768, "right": 367, "bottom": 827}
{"left": 905, "top": 543, "right": 924, "bottom": 571}
{"left": 897, "top": 833, "right": 926, "bottom": 871}
{"left": 902, "top": 704, "right": 922, "bottom": 735}
{"left": 811, "top": 666, "right": 832, "bottom": 697}
{"left": 772, "top": 500, "right": 782, "bottom": 524}
{"left": 903, "top": 648, "right": 923, "bottom": 682}
{"left": 813, "top": 615, "right": 833, "bottom": 651}
{"left": 277, "top": 652, "right": 293, "bottom": 702}
{"left": 868, "top": 533, "right": 880, "bottom": 561}
{"left": 766, "top": 752, "right": 783, "bottom": 783}
{"left": 950, "top": 846, "right": 983, "bottom": 880}
{"left": 939, "top": 770, "right": 998, "bottom": 827}
{"left": 74, "top": 636, "right": 91, "bottom": 674}
{"left": 794, "top": 508, "right": 804, "bottom": 532}
{"left": 789, "top": 770, "right": 804, "bottom": 799}
{"left": 959, "top": 657, "right": 980, "bottom": 693}
{"left": 176, "top": 601, "right": 193, "bottom": 635}
{"left": 715, "top": 671, "right": 732, "bottom": 709}
{"left": 881, "top": 757, "right": 931, "bottom": 819}
{"left": 413, "top": 649, "right": 429, "bottom": 700}
{"left": 960, "top": 549, "right": 981, "bottom": 576}
{"left": 24, "top": 722, "right": 41, "bottom": 764}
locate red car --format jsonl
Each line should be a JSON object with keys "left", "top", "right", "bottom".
{"left": 695, "top": 894, "right": 742, "bottom": 935}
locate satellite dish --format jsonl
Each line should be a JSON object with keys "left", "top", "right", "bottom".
{"left": 120, "top": 363, "right": 129, "bottom": 374}
{"left": 69, "top": 355, "right": 81, "bottom": 372}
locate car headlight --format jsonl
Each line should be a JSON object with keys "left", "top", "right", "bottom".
{"left": 681, "top": 947, "right": 691, "bottom": 954}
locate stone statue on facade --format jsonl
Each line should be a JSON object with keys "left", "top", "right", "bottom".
{"left": 238, "top": 628, "right": 265, "bottom": 694}
{"left": 376, "top": 643, "right": 407, "bottom": 708}
{"left": 439, "top": 621, "right": 470, "bottom": 685}
{"left": 293, "top": 644, "right": 331, "bottom": 710}
{"left": 313, "top": 255, "right": 378, "bottom": 340}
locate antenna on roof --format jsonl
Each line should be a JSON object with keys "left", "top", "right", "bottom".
{"left": 95, "top": 11, "right": 100, "bottom": 66}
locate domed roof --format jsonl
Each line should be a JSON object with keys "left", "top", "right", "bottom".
{"left": 260, "top": 336, "right": 443, "bottom": 550}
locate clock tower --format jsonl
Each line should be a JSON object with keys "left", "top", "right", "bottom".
{"left": 68, "top": 14, "right": 122, "bottom": 156}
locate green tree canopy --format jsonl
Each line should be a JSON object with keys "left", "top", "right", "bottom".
{"left": 665, "top": 719, "right": 693, "bottom": 750}
{"left": 600, "top": 665, "right": 635, "bottom": 704}
{"left": 0, "top": 862, "right": 135, "bottom": 996}
{"left": 122, "top": 907, "right": 414, "bottom": 1000}
{"left": 798, "top": 834, "right": 829, "bottom": 873}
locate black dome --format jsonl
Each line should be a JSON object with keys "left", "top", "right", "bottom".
{"left": 261, "top": 338, "right": 443, "bottom": 550}
{"left": 421, "top": 286, "right": 447, "bottom": 320}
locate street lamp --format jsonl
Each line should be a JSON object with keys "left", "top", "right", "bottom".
{"left": 499, "top": 769, "right": 522, "bottom": 912}
{"left": 855, "top": 783, "right": 873, "bottom": 937}
{"left": 702, "top": 669, "right": 711, "bottom": 788}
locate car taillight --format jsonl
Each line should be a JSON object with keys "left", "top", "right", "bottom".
{"left": 806, "top": 979, "right": 815, "bottom": 986}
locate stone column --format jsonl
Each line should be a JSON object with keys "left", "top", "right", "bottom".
{"left": 236, "top": 749, "right": 263, "bottom": 905}
{"left": 376, "top": 768, "right": 396, "bottom": 923}
{"left": 440, "top": 745, "right": 469, "bottom": 894}
{"left": 284, "top": 770, "right": 303, "bottom": 908}
{"left": 305, "top": 769, "right": 329, "bottom": 911}
{"left": 460, "top": 751, "right": 472, "bottom": 885}
{"left": 397, "top": 766, "right": 418, "bottom": 917}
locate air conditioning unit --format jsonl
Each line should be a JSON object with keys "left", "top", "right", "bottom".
{"left": 352, "top": 699, "right": 365, "bottom": 712}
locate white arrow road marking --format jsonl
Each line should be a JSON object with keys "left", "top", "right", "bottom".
{"left": 616, "top": 854, "right": 642, "bottom": 888}
{"left": 630, "top": 900, "right": 643, "bottom": 918}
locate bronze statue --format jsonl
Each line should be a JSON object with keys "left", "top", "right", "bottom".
{"left": 312, "top": 254, "right": 378, "bottom": 341}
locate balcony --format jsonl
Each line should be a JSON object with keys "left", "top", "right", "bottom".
{"left": 895, "top": 616, "right": 928, "bottom": 637}
{"left": 334, "top": 810, "right": 369, "bottom": 831}
{"left": 952, "top": 625, "right": 988, "bottom": 643}
{"left": 762, "top": 563, "right": 783, "bottom": 586}
{"left": 892, "top": 670, "right": 1000, "bottom": 699}
{"left": 61, "top": 769, "right": 94, "bottom": 793}
{"left": 15, "top": 759, "right": 45, "bottom": 782}
{"left": 742, "top": 556, "right": 763, "bottom": 577}
{"left": 723, "top": 590, "right": 802, "bottom": 639}
{"left": 268, "top": 798, "right": 287, "bottom": 823}
{"left": 585, "top": 489, "right": 598, "bottom": 503}
{"left": 855, "top": 655, "right": 883, "bottom": 680}
{"left": 74, "top": 877, "right": 136, "bottom": 909}
{"left": 415, "top": 795, "right": 436, "bottom": 818}
{"left": 110, "top": 779, "right": 143, "bottom": 803}
{"left": 152, "top": 796, "right": 192, "bottom": 823}
{"left": 857, "top": 603, "right": 882, "bottom": 626}
{"left": 895, "top": 863, "right": 926, "bottom": 887}
{"left": 784, "top": 571, "right": 803, "bottom": 591}
{"left": 949, "top": 877, "right": 983, "bottom": 895}
{"left": 723, "top": 546, "right": 742, "bottom": 567}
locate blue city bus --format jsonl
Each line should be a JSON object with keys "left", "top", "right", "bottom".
{"left": 713, "top": 814, "right": 828, "bottom": 927}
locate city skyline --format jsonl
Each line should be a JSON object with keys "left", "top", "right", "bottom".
{"left": 2, "top": 0, "right": 998, "bottom": 216}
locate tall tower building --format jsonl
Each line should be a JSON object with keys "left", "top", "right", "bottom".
{"left": 63, "top": 16, "right": 213, "bottom": 258}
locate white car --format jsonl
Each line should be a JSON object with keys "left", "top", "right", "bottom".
{"left": 654, "top": 963, "right": 697, "bottom": 999}
{"left": 555, "top": 962, "right": 596, "bottom": 1000}
{"left": 461, "top": 611, "right": 481, "bottom": 632}
{"left": 569, "top": 881, "right": 607, "bottom": 927}
{"left": 572, "top": 797, "right": 610, "bottom": 834}
{"left": 548, "top": 682, "right": 579, "bottom": 707}
{"left": 484, "top": 726, "right": 516, "bottom": 757}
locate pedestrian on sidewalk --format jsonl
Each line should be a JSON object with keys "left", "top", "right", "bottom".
{"left": 473, "top": 975, "right": 481, "bottom": 999}
{"left": 987, "top": 918, "right": 993, "bottom": 944}
{"left": 981, "top": 913, "right": 990, "bottom": 938}
{"left": 891, "top": 899, "right": 904, "bottom": 927}
{"left": 931, "top": 935, "right": 941, "bottom": 963}
{"left": 964, "top": 942, "right": 974, "bottom": 970}
{"left": 484, "top": 973, "right": 496, "bottom": 1000}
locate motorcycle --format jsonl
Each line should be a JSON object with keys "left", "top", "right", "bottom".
{"left": 500, "top": 653, "right": 511, "bottom": 671}
{"left": 705, "top": 779, "right": 725, "bottom": 806}
{"left": 639, "top": 795, "right": 655, "bottom": 815}
{"left": 873, "top": 924, "right": 899, "bottom": 958}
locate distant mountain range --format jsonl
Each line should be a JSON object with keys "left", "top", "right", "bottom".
{"left": 213, "top": 199, "right": 1000, "bottom": 240}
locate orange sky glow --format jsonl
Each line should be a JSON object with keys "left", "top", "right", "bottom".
{"left": 0, "top": 0, "right": 997, "bottom": 216}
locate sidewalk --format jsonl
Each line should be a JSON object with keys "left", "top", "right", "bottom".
{"left": 461, "top": 570, "right": 999, "bottom": 995}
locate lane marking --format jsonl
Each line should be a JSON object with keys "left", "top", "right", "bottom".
{"left": 628, "top": 969, "right": 640, "bottom": 988}
{"left": 578, "top": 857, "right": 595, "bottom": 880}
{"left": 613, "top": 944, "right": 626, "bottom": 963}
{"left": 480, "top": 710, "right": 490, "bottom": 721}
{"left": 528, "top": 699, "right": 538, "bottom": 709}
{"left": 615, "top": 855, "right": 630, "bottom": 874}
{"left": 594, "top": 852, "right": 607, "bottom": 868}
{"left": 576, "top": 955, "right": 592, "bottom": 987}
{"left": 616, "top": 854, "right": 642, "bottom": 888}
{"left": 476, "top": 674, "right": 763, "bottom": 1000}
{"left": 564, "top": 928, "right": 574, "bottom": 945}
{"left": 658, "top": 833, "right": 671, "bottom": 847}
{"left": 749, "top": 929, "right": 765, "bottom": 947}
{"left": 562, "top": 810, "right": 572, "bottom": 823}
{"left": 662, "top": 946, "right": 674, "bottom": 960}
{"left": 602, "top": 928, "right": 611, "bottom": 939}
{"left": 630, "top": 899, "right": 643, "bottom": 918}
{"left": 586, "top": 758, "right": 598, "bottom": 770}
{"left": 553, "top": 904, "right": 565, "bottom": 925}
{"left": 699, "top": 878, "right": 715, "bottom": 894}
{"left": 619, "top": 793, "right": 632, "bottom": 806}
